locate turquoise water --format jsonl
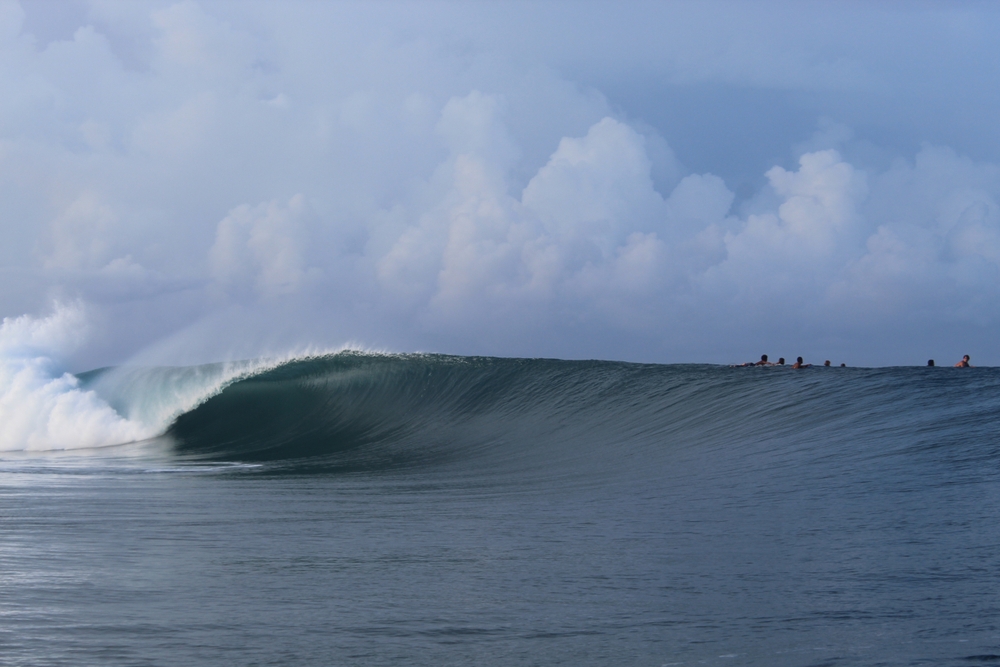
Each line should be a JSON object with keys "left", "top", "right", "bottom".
{"left": 3, "top": 356, "right": 1000, "bottom": 665}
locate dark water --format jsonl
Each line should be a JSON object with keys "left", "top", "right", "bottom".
{"left": 3, "top": 354, "right": 1000, "bottom": 665}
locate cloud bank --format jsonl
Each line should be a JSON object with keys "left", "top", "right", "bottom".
{"left": 2, "top": 0, "right": 1000, "bottom": 367}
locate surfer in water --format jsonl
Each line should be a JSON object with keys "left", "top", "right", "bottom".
{"left": 955, "top": 355, "right": 972, "bottom": 367}
{"left": 731, "top": 354, "right": 770, "bottom": 367}
{"left": 776, "top": 358, "right": 785, "bottom": 366}
{"left": 792, "top": 357, "right": 811, "bottom": 369}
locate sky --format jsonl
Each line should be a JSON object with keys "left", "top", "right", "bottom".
{"left": 2, "top": 0, "right": 1000, "bottom": 369}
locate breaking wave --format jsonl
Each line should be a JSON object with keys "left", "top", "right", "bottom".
{"left": 0, "top": 303, "right": 339, "bottom": 452}
{"left": 156, "top": 354, "right": 1000, "bottom": 477}
{"left": 4, "top": 306, "right": 999, "bottom": 479}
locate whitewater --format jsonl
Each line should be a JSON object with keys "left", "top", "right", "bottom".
{"left": 0, "top": 305, "right": 347, "bottom": 453}
{"left": 3, "top": 308, "right": 1000, "bottom": 665}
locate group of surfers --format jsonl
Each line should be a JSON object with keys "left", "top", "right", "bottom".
{"left": 733, "top": 355, "right": 835, "bottom": 368}
{"left": 735, "top": 354, "right": 974, "bottom": 368}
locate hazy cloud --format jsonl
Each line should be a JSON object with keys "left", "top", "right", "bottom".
{"left": 1, "top": 1, "right": 1000, "bottom": 367}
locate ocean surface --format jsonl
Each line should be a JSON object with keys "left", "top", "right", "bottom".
{"left": 3, "top": 353, "right": 1000, "bottom": 666}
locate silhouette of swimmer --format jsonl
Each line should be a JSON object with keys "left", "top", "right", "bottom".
{"left": 927, "top": 359, "right": 935, "bottom": 367}
{"left": 792, "top": 356, "right": 812, "bottom": 369}
{"left": 840, "top": 363, "right": 846, "bottom": 367}
{"left": 776, "top": 358, "right": 785, "bottom": 365}
{"left": 955, "top": 355, "right": 972, "bottom": 368}
{"left": 824, "top": 360, "right": 831, "bottom": 367}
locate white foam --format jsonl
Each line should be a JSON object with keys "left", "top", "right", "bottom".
{"left": 0, "top": 304, "right": 154, "bottom": 451}
{"left": 0, "top": 304, "right": 369, "bottom": 452}
{"left": 0, "top": 302, "right": 386, "bottom": 453}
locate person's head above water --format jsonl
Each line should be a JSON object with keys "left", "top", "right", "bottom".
{"left": 797, "top": 357, "right": 804, "bottom": 364}
{"left": 761, "top": 354, "right": 768, "bottom": 362}
{"left": 955, "top": 354, "right": 972, "bottom": 367}
{"left": 824, "top": 360, "right": 831, "bottom": 366}
{"left": 777, "top": 358, "right": 785, "bottom": 365}
{"left": 928, "top": 359, "right": 935, "bottom": 366}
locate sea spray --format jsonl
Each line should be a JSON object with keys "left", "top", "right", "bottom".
{"left": 0, "top": 303, "right": 351, "bottom": 451}
{"left": 84, "top": 347, "right": 359, "bottom": 437}
{"left": 0, "top": 304, "right": 151, "bottom": 451}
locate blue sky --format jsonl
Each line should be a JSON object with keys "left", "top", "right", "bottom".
{"left": 2, "top": 0, "right": 999, "bottom": 368}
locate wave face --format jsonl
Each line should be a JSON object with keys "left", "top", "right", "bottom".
{"left": 8, "top": 340, "right": 999, "bottom": 473}
{"left": 152, "top": 353, "right": 1000, "bottom": 479}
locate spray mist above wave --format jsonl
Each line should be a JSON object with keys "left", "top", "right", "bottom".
{"left": 0, "top": 303, "right": 146, "bottom": 451}
{"left": 0, "top": 303, "right": 353, "bottom": 452}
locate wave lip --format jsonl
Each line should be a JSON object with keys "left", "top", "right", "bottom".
{"left": 166, "top": 352, "right": 467, "bottom": 471}
{"left": 0, "top": 302, "right": 370, "bottom": 453}
{"left": 0, "top": 305, "right": 348, "bottom": 453}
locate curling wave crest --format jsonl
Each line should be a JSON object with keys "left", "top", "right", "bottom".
{"left": 0, "top": 305, "right": 336, "bottom": 452}
{"left": 5, "top": 308, "right": 999, "bottom": 479}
